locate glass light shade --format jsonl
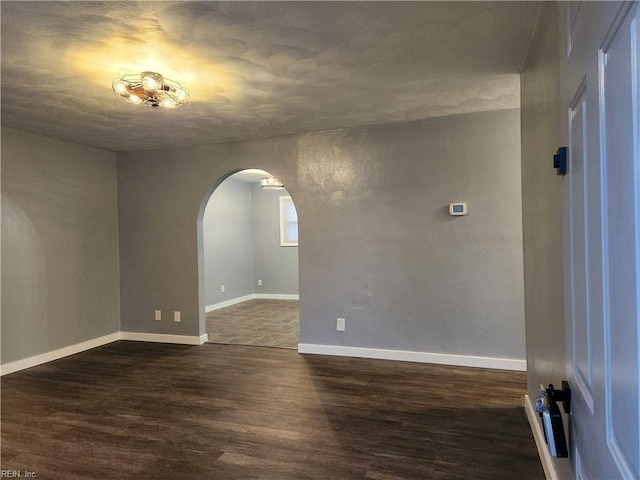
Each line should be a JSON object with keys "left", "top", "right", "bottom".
{"left": 141, "top": 72, "right": 162, "bottom": 90}
{"left": 260, "top": 177, "right": 285, "bottom": 190}
{"left": 112, "top": 71, "right": 189, "bottom": 108}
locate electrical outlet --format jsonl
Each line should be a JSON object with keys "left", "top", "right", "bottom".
{"left": 174, "top": 311, "right": 181, "bottom": 322}
{"left": 258, "top": 279, "right": 263, "bottom": 286}
{"left": 220, "top": 284, "right": 225, "bottom": 293}
{"left": 154, "top": 310, "right": 161, "bottom": 321}
{"left": 337, "top": 317, "right": 346, "bottom": 332}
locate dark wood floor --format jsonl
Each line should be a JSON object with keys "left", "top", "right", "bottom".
{"left": 1, "top": 341, "right": 543, "bottom": 479}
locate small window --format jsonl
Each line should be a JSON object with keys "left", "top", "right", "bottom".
{"left": 279, "top": 196, "right": 298, "bottom": 246}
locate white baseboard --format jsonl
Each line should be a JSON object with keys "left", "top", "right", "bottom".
{"left": 120, "top": 332, "right": 208, "bottom": 345}
{"left": 0, "top": 332, "right": 121, "bottom": 376}
{"left": 256, "top": 293, "right": 299, "bottom": 300}
{"left": 205, "top": 294, "right": 255, "bottom": 312}
{"left": 205, "top": 293, "right": 299, "bottom": 312}
{"left": 297, "top": 343, "right": 527, "bottom": 371}
{"left": 1, "top": 332, "right": 210, "bottom": 375}
{"left": 524, "top": 394, "right": 557, "bottom": 480}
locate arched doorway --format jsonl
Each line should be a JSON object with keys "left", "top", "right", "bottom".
{"left": 198, "top": 169, "right": 300, "bottom": 349}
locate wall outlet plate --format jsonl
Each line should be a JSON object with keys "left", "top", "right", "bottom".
{"left": 174, "top": 311, "right": 181, "bottom": 322}
{"left": 154, "top": 310, "right": 161, "bottom": 321}
{"left": 337, "top": 317, "right": 346, "bottom": 332}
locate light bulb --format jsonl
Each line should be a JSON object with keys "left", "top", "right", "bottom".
{"left": 114, "top": 82, "right": 126, "bottom": 94}
{"left": 142, "top": 73, "right": 162, "bottom": 90}
{"left": 129, "top": 95, "right": 142, "bottom": 104}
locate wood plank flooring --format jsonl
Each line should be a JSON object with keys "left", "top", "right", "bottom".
{"left": 206, "top": 299, "right": 299, "bottom": 349}
{"left": 1, "top": 341, "right": 544, "bottom": 479}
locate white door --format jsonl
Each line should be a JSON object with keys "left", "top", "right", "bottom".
{"left": 563, "top": 1, "right": 640, "bottom": 478}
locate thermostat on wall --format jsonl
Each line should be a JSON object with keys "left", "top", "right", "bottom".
{"left": 449, "top": 202, "right": 468, "bottom": 216}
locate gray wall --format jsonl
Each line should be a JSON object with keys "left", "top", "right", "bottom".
{"left": 117, "top": 109, "right": 526, "bottom": 361}
{"left": 251, "top": 184, "right": 299, "bottom": 296}
{"left": 202, "top": 178, "right": 255, "bottom": 306}
{"left": 1, "top": 127, "right": 120, "bottom": 364}
{"left": 520, "top": 3, "right": 571, "bottom": 477}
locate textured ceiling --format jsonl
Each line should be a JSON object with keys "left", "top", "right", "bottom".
{"left": 1, "top": 1, "right": 541, "bottom": 152}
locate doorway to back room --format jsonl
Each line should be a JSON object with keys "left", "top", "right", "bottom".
{"left": 201, "top": 169, "right": 300, "bottom": 349}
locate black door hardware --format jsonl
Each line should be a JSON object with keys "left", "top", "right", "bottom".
{"left": 536, "top": 381, "right": 571, "bottom": 458}
{"left": 553, "top": 147, "right": 567, "bottom": 175}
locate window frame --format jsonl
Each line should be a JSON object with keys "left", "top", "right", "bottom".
{"left": 279, "top": 196, "right": 298, "bottom": 247}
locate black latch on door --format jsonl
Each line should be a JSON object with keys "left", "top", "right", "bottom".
{"left": 553, "top": 147, "right": 567, "bottom": 175}
{"left": 536, "top": 381, "right": 571, "bottom": 458}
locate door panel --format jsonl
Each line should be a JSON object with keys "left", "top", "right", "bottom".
{"left": 601, "top": 5, "right": 640, "bottom": 477}
{"left": 569, "top": 81, "right": 595, "bottom": 412}
{"left": 564, "top": 2, "right": 640, "bottom": 479}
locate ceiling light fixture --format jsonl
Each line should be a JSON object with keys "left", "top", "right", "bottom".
{"left": 112, "top": 71, "right": 189, "bottom": 108}
{"left": 260, "top": 177, "right": 285, "bottom": 190}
